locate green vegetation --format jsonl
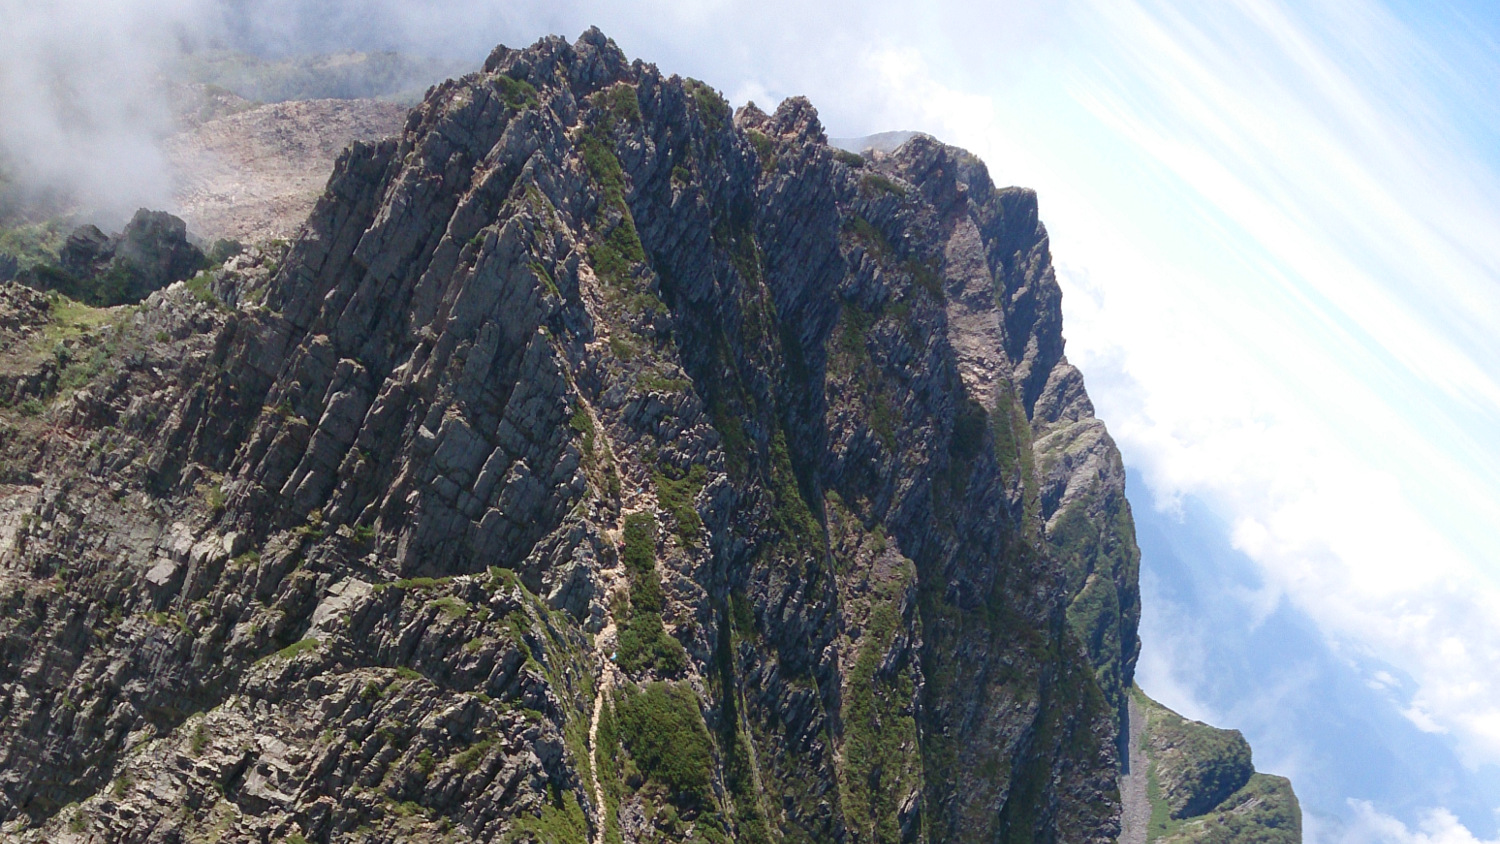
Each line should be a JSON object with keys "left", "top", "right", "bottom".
{"left": 652, "top": 463, "right": 706, "bottom": 545}
{"left": 272, "top": 638, "right": 320, "bottom": 661}
{"left": 185, "top": 270, "right": 223, "bottom": 308}
{"left": 0, "top": 219, "right": 67, "bottom": 271}
{"left": 831, "top": 301, "right": 897, "bottom": 449}
{"left": 615, "top": 682, "right": 714, "bottom": 806}
{"left": 833, "top": 148, "right": 866, "bottom": 168}
{"left": 203, "top": 482, "right": 226, "bottom": 516}
{"left": 589, "top": 214, "right": 646, "bottom": 287}
{"left": 860, "top": 172, "right": 907, "bottom": 198}
{"left": 580, "top": 133, "right": 628, "bottom": 210}
{"left": 768, "top": 428, "right": 825, "bottom": 555}
{"left": 174, "top": 48, "right": 461, "bottom": 104}
{"left": 570, "top": 405, "right": 596, "bottom": 452}
{"left": 494, "top": 75, "right": 539, "bottom": 111}
{"left": 428, "top": 596, "right": 470, "bottom": 619}
{"left": 1153, "top": 774, "right": 1301, "bottom": 844}
{"left": 622, "top": 514, "right": 663, "bottom": 611}
{"left": 847, "top": 215, "right": 893, "bottom": 258}
{"left": 617, "top": 611, "right": 688, "bottom": 676}
{"left": 580, "top": 133, "right": 665, "bottom": 317}
{"left": 746, "top": 129, "right": 777, "bottom": 172}
{"left": 684, "top": 79, "right": 730, "bottom": 133}
{"left": 1138, "top": 689, "right": 1253, "bottom": 821}
{"left": 616, "top": 514, "right": 689, "bottom": 675}
{"left": 711, "top": 598, "right": 772, "bottom": 844}
{"left": 840, "top": 600, "right": 920, "bottom": 844}
{"left": 592, "top": 83, "right": 642, "bottom": 127}
{"left": 190, "top": 720, "right": 209, "bottom": 756}
{"left": 452, "top": 736, "right": 498, "bottom": 772}
{"left": 1051, "top": 483, "right": 1137, "bottom": 712}
{"left": 638, "top": 371, "right": 690, "bottom": 394}
{"left": 595, "top": 693, "right": 626, "bottom": 844}
{"left": 374, "top": 575, "right": 451, "bottom": 592}
{"left": 509, "top": 786, "right": 589, "bottom": 844}
{"left": 1133, "top": 688, "right": 1297, "bottom": 843}
{"left": 907, "top": 257, "right": 943, "bottom": 298}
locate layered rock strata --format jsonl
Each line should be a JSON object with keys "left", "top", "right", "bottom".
{"left": 0, "top": 29, "right": 1294, "bottom": 844}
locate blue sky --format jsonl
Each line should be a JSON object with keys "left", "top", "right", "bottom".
{"left": 6, "top": 0, "right": 1500, "bottom": 839}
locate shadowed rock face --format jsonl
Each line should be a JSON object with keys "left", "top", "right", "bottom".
{"left": 21, "top": 208, "right": 206, "bottom": 306}
{"left": 0, "top": 28, "right": 1288, "bottom": 844}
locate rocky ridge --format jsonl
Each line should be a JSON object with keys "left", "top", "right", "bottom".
{"left": 0, "top": 29, "right": 1295, "bottom": 843}
{"left": 1132, "top": 689, "right": 1301, "bottom": 843}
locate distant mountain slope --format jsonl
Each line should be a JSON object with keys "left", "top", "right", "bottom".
{"left": 165, "top": 93, "right": 408, "bottom": 243}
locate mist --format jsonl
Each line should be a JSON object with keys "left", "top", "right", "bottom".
{"left": 0, "top": 0, "right": 1061, "bottom": 229}
{"left": 0, "top": 0, "right": 210, "bottom": 225}
{"left": 0, "top": 0, "right": 525, "bottom": 228}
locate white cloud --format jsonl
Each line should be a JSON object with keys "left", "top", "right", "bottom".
{"left": 1011, "top": 0, "right": 1500, "bottom": 770}
{"left": 0, "top": 0, "right": 209, "bottom": 222}
{"left": 1328, "top": 802, "right": 1500, "bottom": 844}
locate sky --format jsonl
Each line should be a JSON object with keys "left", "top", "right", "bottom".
{"left": 5, "top": 0, "right": 1500, "bottom": 839}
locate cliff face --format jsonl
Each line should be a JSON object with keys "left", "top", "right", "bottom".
{"left": 0, "top": 28, "right": 1288, "bottom": 844}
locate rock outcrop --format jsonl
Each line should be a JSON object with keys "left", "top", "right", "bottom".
{"left": 0, "top": 29, "right": 1296, "bottom": 844}
{"left": 18, "top": 208, "right": 207, "bottom": 307}
{"left": 1129, "top": 689, "right": 1301, "bottom": 843}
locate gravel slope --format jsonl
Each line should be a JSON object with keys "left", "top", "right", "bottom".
{"left": 1120, "top": 695, "right": 1150, "bottom": 844}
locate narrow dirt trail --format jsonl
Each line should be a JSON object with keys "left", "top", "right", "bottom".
{"left": 588, "top": 664, "right": 617, "bottom": 844}
{"left": 1119, "top": 696, "right": 1150, "bottom": 844}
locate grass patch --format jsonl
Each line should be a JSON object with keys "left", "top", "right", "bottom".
{"left": 592, "top": 82, "right": 641, "bottom": 127}
{"left": 428, "top": 596, "right": 470, "bottom": 619}
{"left": 184, "top": 270, "right": 223, "bottom": 308}
{"left": 271, "top": 637, "right": 320, "bottom": 661}
{"left": 652, "top": 464, "right": 706, "bottom": 545}
{"left": 637, "top": 372, "right": 690, "bottom": 394}
{"left": 746, "top": 128, "right": 777, "bottom": 171}
{"left": 847, "top": 215, "right": 893, "bottom": 258}
{"left": 589, "top": 213, "right": 646, "bottom": 287}
{"left": 453, "top": 736, "right": 498, "bottom": 772}
{"left": 616, "top": 514, "right": 689, "bottom": 675}
{"left": 860, "top": 172, "right": 907, "bottom": 199}
{"left": 580, "top": 132, "right": 627, "bottom": 210}
{"left": 508, "top": 785, "right": 589, "bottom": 844}
{"left": 621, "top": 514, "right": 663, "bottom": 612}
{"left": 840, "top": 601, "right": 919, "bottom": 844}
{"left": 494, "top": 74, "right": 539, "bottom": 110}
{"left": 615, "top": 682, "right": 714, "bottom": 807}
{"left": 768, "top": 428, "right": 825, "bottom": 554}
{"left": 0, "top": 219, "right": 67, "bottom": 271}
{"left": 684, "top": 79, "right": 730, "bottom": 133}
{"left": 833, "top": 148, "right": 866, "bottom": 168}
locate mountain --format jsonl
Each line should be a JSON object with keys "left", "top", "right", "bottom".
{"left": 0, "top": 29, "right": 1297, "bottom": 843}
